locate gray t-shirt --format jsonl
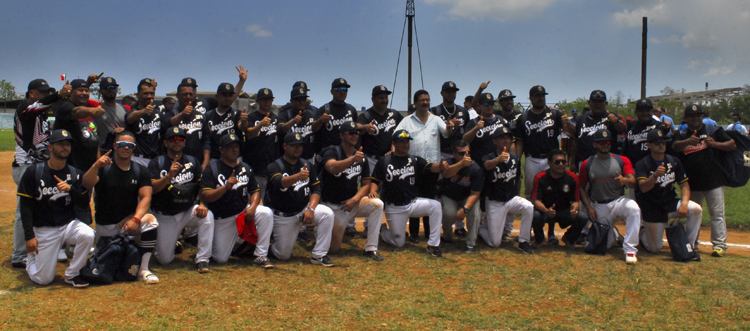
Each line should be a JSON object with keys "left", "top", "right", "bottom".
{"left": 579, "top": 154, "right": 635, "bottom": 202}
{"left": 96, "top": 103, "right": 127, "bottom": 141}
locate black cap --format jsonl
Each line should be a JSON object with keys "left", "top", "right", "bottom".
{"left": 220, "top": 133, "right": 241, "bottom": 147}
{"left": 291, "top": 87, "right": 308, "bottom": 99}
{"left": 392, "top": 129, "right": 413, "bottom": 142}
{"left": 70, "top": 79, "right": 88, "bottom": 89}
{"left": 529, "top": 85, "right": 548, "bottom": 96}
{"left": 138, "top": 78, "right": 155, "bottom": 89}
{"left": 490, "top": 126, "right": 512, "bottom": 139}
{"left": 441, "top": 81, "right": 459, "bottom": 92}
{"left": 256, "top": 88, "right": 274, "bottom": 99}
{"left": 332, "top": 78, "right": 351, "bottom": 89}
{"left": 179, "top": 77, "right": 198, "bottom": 88}
{"left": 635, "top": 98, "right": 653, "bottom": 110}
{"left": 589, "top": 90, "right": 607, "bottom": 101}
{"left": 217, "top": 82, "right": 235, "bottom": 94}
{"left": 28, "top": 79, "right": 53, "bottom": 92}
{"left": 684, "top": 104, "right": 704, "bottom": 116}
{"left": 646, "top": 129, "right": 665, "bottom": 143}
{"left": 99, "top": 77, "right": 119, "bottom": 89}
{"left": 497, "top": 89, "right": 516, "bottom": 100}
{"left": 478, "top": 93, "right": 495, "bottom": 104}
{"left": 293, "top": 81, "right": 310, "bottom": 91}
{"left": 49, "top": 129, "right": 73, "bottom": 144}
{"left": 339, "top": 121, "right": 358, "bottom": 134}
{"left": 284, "top": 132, "right": 305, "bottom": 145}
{"left": 592, "top": 129, "right": 612, "bottom": 142}
{"left": 165, "top": 127, "right": 186, "bottom": 140}
{"left": 372, "top": 85, "right": 392, "bottom": 97}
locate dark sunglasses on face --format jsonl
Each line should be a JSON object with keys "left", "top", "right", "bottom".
{"left": 455, "top": 151, "right": 468, "bottom": 156}
{"left": 115, "top": 141, "right": 135, "bottom": 149}
{"left": 104, "top": 86, "right": 118, "bottom": 90}
{"left": 334, "top": 87, "right": 348, "bottom": 92}
{"left": 481, "top": 102, "right": 494, "bottom": 107}
{"left": 650, "top": 139, "right": 666, "bottom": 146}
{"left": 292, "top": 97, "right": 306, "bottom": 102}
{"left": 597, "top": 141, "right": 611, "bottom": 146}
{"left": 168, "top": 137, "right": 186, "bottom": 142}
{"left": 345, "top": 131, "right": 359, "bottom": 136}
{"left": 553, "top": 159, "right": 567, "bottom": 165}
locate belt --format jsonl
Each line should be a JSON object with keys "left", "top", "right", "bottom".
{"left": 595, "top": 198, "right": 617, "bottom": 204}
{"left": 273, "top": 210, "right": 300, "bottom": 217}
{"left": 387, "top": 199, "right": 414, "bottom": 207}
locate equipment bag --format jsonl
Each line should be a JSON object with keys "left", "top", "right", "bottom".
{"left": 584, "top": 219, "right": 610, "bottom": 255}
{"left": 665, "top": 221, "right": 697, "bottom": 262}
{"left": 717, "top": 130, "right": 750, "bottom": 187}
{"left": 80, "top": 235, "right": 127, "bottom": 284}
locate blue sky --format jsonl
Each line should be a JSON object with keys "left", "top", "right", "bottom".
{"left": 2, "top": 0, "right": 748, "bottom": 110}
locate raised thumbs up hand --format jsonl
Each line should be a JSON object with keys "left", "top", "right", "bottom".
{"left": 353, "top": 146, "right": 365, "bottom": 163}
{"left": 299, "top": 163, "right": 310, "bottom": 181}
{"left": 54, "top": 175, "right": 71, "bottom": 192}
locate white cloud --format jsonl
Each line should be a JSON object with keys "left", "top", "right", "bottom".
{"left": 424, "top": 0, "right": 557, "bottom": 21}
{"left": 246, "top": 24, "right": 273, "bottom": 38}
{"left": 704, "top": 65, "right": 735, "bottom": 77}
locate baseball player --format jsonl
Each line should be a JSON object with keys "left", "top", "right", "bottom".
{"left": 204, "top": 82, "right": 248, "bottom": 162}
{"left": 150, "top": 127, "right": 215, "bottom": 272}
{"left": 578, "top": 129, "right": 641, "bottom": 264}
{"left": 278, "top": 87, "right": 317, "bottom": 161}
{"left": 636, "top": 129, "right": 702, "bottom": 258}
{"left": 439, "top": 140, "right": 483, "bottom": 253}
{"left": 319, "top": 121, "right": 385, "bottom": 260}
{"left": 623, "top": 98, "right": 670, "bottom": 168}
{"left": 200, "top": 133, "right": 273, "bottom": 267}
{"left": 313, "top": 78, "right": 359, "bottom": 154}
{"left": 530, "top": 149, "right": 586, "bottom": 246}
{"left": 53, "top": 78, "right": 104, "bottom": 171}
{"left": 357, "top": 85, "right": 404, "bottom": 174}
{"left": 463, "top": 91, "right": 509, "bottom": 169}
{"left": 85, "top": 130, "right": 160, "bottom": 283}
{"left": 265, "top": 133, "right": 336, "bottom": 266}
{"left": 479, "top": 126, "right": 535, "bottom": 254}
{"left": 243, "top": 88, "right": 280, "bottom": 199}
{"left": 18, "top": 129, "right": 95, "bottom": 288}
{"left": 165, "top": 77, "right": 211, "bottom": 170}
{"left": 367, "top": 129, "right": 448, "bottom": 257}
{"left": 125, "top": 78, "right": 163, "bottom": 167}
{"left": 571, "top": 90, "right": 626, "bottom": 173}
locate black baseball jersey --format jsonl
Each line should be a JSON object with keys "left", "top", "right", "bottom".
{"left": 464, "top": 115, "right": 509, "bottom": 162}
{"left": 676, "top": 126, "right": 731, "bottom": 191}
{"left": 201, "top": 160, "right": 258, "bottom": 219}
{"left": 356, "top": 107, "right": 404, "bottom": 157}
{"left": 369, "top": 154, "right": 432, "bottom": 205}
{"left": 126, "top": 106, "right": 164, "bottom": 158}
{"left": 164, "top": 100, "right": 210, "bottom": 163}
{"left": 148, "top": 154, "right": 202, "bottom": 214}
{"left": 319, "top": 146, "right": 370, "bottom": 203}
{"left": 531, "top": 169, "right": 579, "bottom": 212}
{"left": 53, "top": 100, "right": 100, "bottom": 170}
{"left": 574, "top": 111, "right": 624, "bottom": 162}
{"left": 17, "top": 163, "right": 86, "bottom": 228}
{"left": 635, "top": 154, "right": 687, "bottom": 222}
{"left": 94, "top": 162, "right": 152, "bottom": 225}
{"left": 277, "top": 108, "right": 316, "bottom": 160}
{"left": 623, "top": 119, "right": 669, "bottom": 164}
{"left": 242, "top": 110, "right": 280, "bottom": 177}
{"left": 439, "top": 157, "right": 484, "bottom": 201}
{"left": 265, "top": 157, "right": 321, "bottom": 214}
{"left": 430, "top": 104, "right": 469, "bottom": 154}
{"left": 511, "top": 108, "right": 563, "bottom": 158}
{"left": 482, "top": 152, "right": 521, "bottom": 202}
{"left": 313, "top": 102, "right": 357, "bottom": 153}
{"left": 14, "top": 94, "right": 59, "bottom": 165}
{"left": 204, "top": 107, "right": 243, "bottom": 160}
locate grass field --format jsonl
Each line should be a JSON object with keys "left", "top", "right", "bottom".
{"left": 0, "top": 129, "right": 14, "bottom": 151}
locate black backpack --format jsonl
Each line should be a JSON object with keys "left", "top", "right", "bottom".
{"left": 80, "top": 234, "right": 140, "bottom": 284}
{"left": 584, "top": 218, "right": 610, "bottom": 255}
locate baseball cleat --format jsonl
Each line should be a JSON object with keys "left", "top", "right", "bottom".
{"left": 426, "top": 245, "right": 442, "bottom": 257}
{"left": 64, "top": 275, "right": 89, "bottom": 288}
{"left": 197, "top": 261, "right": 210, "bottom": 273}
{"left": 344, "top": 227, "right": 358, "bottom": 237}
{"left": 254, "top": 256, "right": 275, "bottom": 269}
{"left": 311, "top": 255, "right": 335, "bottom": 267}
{"left": 11, "top": 258, "right": 27, "bottom": 269}
{"left": 518, "top": 242, "right": 534, "bottom": 254}
{"left": 625, "top": 253, "right": 637, "bottom": 264}
{"left": 690, "top": 253, "right": 701, "bottom": 262}
{"left": 364, "top": 250, "right": 384, "bottom": 261}
{"left": 408, "top": 235, "right": 420, "bottom": 244}
{"left": 547, "top": 236, "right": 559, "bottom": 246}
{"left": 561, "top": 235, "right": 576, "bottom": 247}
{"left": 464, "top": 245, "right": 476, "bottom": 253}
{"left": 711, "top": 248, "right": 725, "bottom": 257}
{"left": 174, "top": 242, "right": 184, "bottom": 255}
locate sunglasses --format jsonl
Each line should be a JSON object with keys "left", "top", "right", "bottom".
{"left": 168, "top": 137, "right": 186, "bottom": 142}
{"left": 115, "top": 141, "right": 135, "bottom": 149}
{"left": 103, "top": 86, "right": 118, "bottom": 90}
{"left": 553, "top": 159, "right": 567, "bottom": 165}
{"left": 481, "top": 102, "right": 495, "bottom": 107}
{"left": 596, "top": 141, "right": 611, "bottom": 146}
{"left": 334, "top": 87, "right": 348, "bottom": 92}
{"left": 345, "top": 131, "right": 359, "bottom": 136}
{"left": 650, "top": 139, "right": 666, "bottom": 146}
{"left": 455, "top": 151, "right": 468, "bottom": 156}
{"left": 292, "top": 97, "right": 307, "bottom": 102}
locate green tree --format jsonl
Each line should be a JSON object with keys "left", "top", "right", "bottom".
{"left": 0, "top": 79, "right": 16, "bottom": 101}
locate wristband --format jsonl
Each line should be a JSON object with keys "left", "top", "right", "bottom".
{"left": 131, "top": 216, "right": 141, "bottom": 225}
{"left": 306, "top": 206, "right": 315, "bottom": 212}
{"left": 462, "top": 207, "right": 469, "bottom": 213}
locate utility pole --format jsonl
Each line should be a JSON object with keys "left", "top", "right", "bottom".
{"left": 406, "top": 0, "right": 414, "bottom": 108}
{"left": 640, "top": 17, "right": 647, "bottom": 99}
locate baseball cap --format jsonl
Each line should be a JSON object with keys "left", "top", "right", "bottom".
{"left": 646, "top": 129, "right": 665, "bottom": 143}
{"left": 684, "top": 104, "right": 704, "bottom": 116}
{"left": 284, "top": 132, "right": 305, "bottom": 145}
{"left": 498, "top": 89, "right": 516, "bottom": 100}
{"left": 635, "top": 98, "right": 653, "bottom": 110}
{"left": 138, "top": 78, "right": 155, "bottom": 89}
{"left": 529, "top": 85, "right": 548, "bottom": 96}
{"left": 217, "top": 82, "right": 235, "bottom": 94}
{"left": 220, "top": 133, "right": 241, "bottom": 147}
{"left": 179, "top": 77, "right": 198, "bottom": 88}
{"left": 256, "top": 88, "right": 274, "bottom": 99}
{"left": 293, "top": 81, "right": 310, "bottom": 91}
{"left": 291, "top": 87, "right": 308, "bottom": 99}
{"left": 99, "top": 77, "right": 119, "bottom": 89}
{"left": 70, "top": 79, "right": 88, "bottom": 89}
{"left": 490, "top": 126, "right": 512, "bottom": 139}
{"left": 441, "top": 81, "right": 459, "bottom": 92}
{"left": 165, "top": 127, "right": 186, "bottom": 140}
{"left": 48, "top": 129, "right": 73, "bottom": 144}
{"left": 592, "top": 129, "right": 611, "bottom": 142}
{"left": 478, "top": 93, "right": 495, "bottom": 104}
{"left": 392, "top": 129, "right": 413, "bottom": 142}
{"left": 372, "top": 85, "right": 392, "bottom": 97}
{"left": 339, "top": 121, "right": 359, "bottom": 134}
{"left": 589, "top": 90, "right": 607, "bottom": 101}
{"left": 332, "top": 78, "right": 351, "bottom": 89}
{"left": 27, "top": 79, "right": 53, "bottom": 93}
{"left": 571, "top": 108, "right": 578, "bottom": 114}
